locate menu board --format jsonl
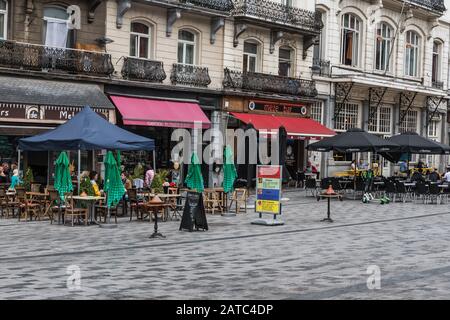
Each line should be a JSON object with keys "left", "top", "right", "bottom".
{"left": 256, "top": 165, "right": 282, "bottom": 215}
{"left": 180, "top": 192, "right": 208, "bottom": 232}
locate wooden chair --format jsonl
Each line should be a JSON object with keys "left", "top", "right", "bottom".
{"left": 63, "top": 193, "right": 89, "bottom": 227}
{"left": 204, "top": 190, "right": 222, "bottom": 215}
{"left": 128, "top": 188, "right": 143, "bottom": 221}
{"left": 229, "top": 188, "right": 248, "bottom": 214}
{"left": 30, "top": 183, "right": 41, "bottom": 193}
{"left": 94, "top": 195, "right": 118, "bottom": 224}
{"left": 3, "top": 190, "right": 20, "bottom": 218}
{"left": 0, "top": 188, "right": 8, "bottom": 218}
{"left": 17, "top": 189, "right": 42, "bottom": 222}
{"left": 45, "top": 189, "right": 63, "bottom": 224}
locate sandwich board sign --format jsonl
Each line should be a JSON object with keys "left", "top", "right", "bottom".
{"left": 252, "top": 165, "right": 284, "bottom": 226}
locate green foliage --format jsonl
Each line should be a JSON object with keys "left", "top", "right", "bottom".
{"left": 80, "top": 176, "right": 95, "bottom": 196}
{"left": 129, "top": 163, "right": 144, "bottom": 181}
{"left": 22, "top": 167, "right": 33, "bottom": 191}
{"left": 151, "top": 170, "right": 170, "bottom": 194}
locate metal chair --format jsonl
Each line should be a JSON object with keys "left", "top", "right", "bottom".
{"left": 414, "top": 182, "right": 429, "bottom": 204}
{"left": 305, "top": 178, "right": 317, "bottom": 197}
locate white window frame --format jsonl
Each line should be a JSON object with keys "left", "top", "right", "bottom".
{"left": 43, "top": 6, "right": 69, "bottom": 48}
{"left": 432, "top": 40, "right": 442, "bottom": 84}
{"left": 278, "top": 46, "right": 294, "bottom": 77}
{"left": 0, "top": 0, "right": 7, "bottom": 40}
{"left": 375, "top": 22, "right": 393, "bottom": 72}
{"left": 341, "top": 13, "right": 361, "bottom": 68}
{"left": 368, "top": 105, "right": 392, "bottom": 134}
{"left": 399, "top": 108, "right": 419, "bottom": 133}
{"left": 178, "top": 30, "right": 196, "bottom": 65}
{"left": 310, "top": 101, "right": 324, "bottom": 124}
{"left": 334, "top": 102, "right": 360, "bottom": 131}
{"left": 404, "top": 30, "right": 420, "bottom": 78}
{"left": 243, "top": 40, "right": 260, "bottom": 73}
{"left": 130, "top": 22, "right": 151, "bottom": 59}
{"left": 428, "top": 120, "right": 440, "bottom": 138}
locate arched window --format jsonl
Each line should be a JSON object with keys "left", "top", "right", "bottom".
{"left": 404, "top": 30, "right": 420, "bottom": 77}
{"left": 341, "top": 13, "right": 361, "bottom": 67}
{"left": 177, "top": 30, "right": 196, "bottom": 65}
{"left": 375, "top": 22, "right": 393, "bottom": 72}
{"left": 0, "top": 0, "right": 8, "bottom": 40}
{"left": 432, "top": 40, "right": 442, "bottom": 86}
{"left": 43, "top": 6, "right": 69, "bottom": 48}
{"left": 130, "top": 22, "right": 151, "bottom": 59}
{"left": 278, "top": 46, "right": 293, "bottom": 77}
{"left": 243, "top": 40, "right": 260, "bottom": 72}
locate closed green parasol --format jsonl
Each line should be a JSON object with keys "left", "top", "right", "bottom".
{"left": 104, "top": 151, "right": 126, "bottom": 208}
{"left": 185, "top": 153, "right": 204, "bottom": 193}
{"left": 54, "top": 151, "right": 73, "bottom": 200}
{"left": 223, "top": 146, "right": 237, "bottom": 194}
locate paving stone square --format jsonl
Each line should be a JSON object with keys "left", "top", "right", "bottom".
{"left": 1, "top": 190, "right": 450, "bottom": 300}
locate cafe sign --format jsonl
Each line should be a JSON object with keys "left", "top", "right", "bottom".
{"left": 256, "top": 165, "right": 282, "bottom": 215}
{"left": 0, "top": 103, "right": 108, "bottom": 122}
{"left": 248, "top": 100, "right": 308, "bottom": 116}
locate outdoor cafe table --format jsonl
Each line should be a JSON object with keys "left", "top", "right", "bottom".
{"left": 154, "top": 194, "right": 182, "bottom": 221}
{"left": 72, "top": 196, "right": 105, "bottom": 225}
{"left": 316, "top": 193, "right": 343, "bottom": 223}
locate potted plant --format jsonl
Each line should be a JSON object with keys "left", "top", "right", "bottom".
{"left": 151, "top": 169, "right": 170, "bottom": 194}
{"left": 80, "top": 175, "right": 94, "bottom": 197}
{"left": 163, "top": 181, "right": 170, "bottom": 194}
{"left": 22, "top": 167, "right": 34, "bottom": 192}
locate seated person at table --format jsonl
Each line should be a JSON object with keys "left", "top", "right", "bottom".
{"left": 443, "top": 167, "right": 450, "bottom": 183}
{"left": 305, "top": 161, "right": 318, "bottom": 174}
{"left": 399, "top": 161, "right": 408, "bottom": 174}
{"left": 411, "top": 171, "right": 425, "bottom": 183}
{"left": 416, "top": 159, "right": 426, "bottom": 173}
{"left": 90, "top": 171, "right": 101, "bottom": 197}
{"left": 8, "top": 169, "right": 21, "bottom": 190}
{"left": 350, "top": 160, "right": 356, "bottom": 171}
{"left": 0, "top": 166, "right": 8, "bottom": 184}
{"left": 121, "top": 172, "right": 132, "bottom": 190}
{"left": 358, "top": 159, "right": 369, "bottom": 170}
{"left": 428, "top": 169, "right": 440, "bottom": 183}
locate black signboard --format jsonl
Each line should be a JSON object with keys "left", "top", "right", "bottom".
{"left": 180, "top": 192, "right": 208, "bottom": 232}
{"left": 248, "top": 100, "right": 308, "bottom": 116}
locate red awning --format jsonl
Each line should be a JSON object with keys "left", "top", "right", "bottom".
{"left": 230, "top": 112, "right": 335, "bottom": 139}
{"left": 110, "top": 95, "right": 211, "bottom": 129}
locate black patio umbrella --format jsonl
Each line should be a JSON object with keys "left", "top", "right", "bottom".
{"left": 380, "top": 132, "right": 450, "bottom": 164}
{"left": 306, "top": 128, "right": 400, "bottom": 153}
{"left": 307, "top": 128, "right": 400, "bottom": 182}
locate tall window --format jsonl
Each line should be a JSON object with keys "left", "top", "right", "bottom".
{"left": 334, "top": 102, "right": 360, "bottom": 131}
{"left": 375, "top": 22, "right": 393, "bottom": 72}
{"left": 399, "top": 109, "right": 419, "bottom": 133}
{"left": 404, "top": 31, "right": 420, "bottom": 77}
{"left": 0, "top": 0, "right": 7, "bottom": 40}
{"left": 313, "top": 11, "right": 325, "bottom": 62}
{"left": 243, "top": 41, "right": 259, "bottom": 72}
{"left": 278, "top": 47, "right": 293, "bottom": 77}
{"left": 428, "top": 120, "right": 439, "bottom": 138}
{"left": 178, "top": 30, "right": 196, "bottom": 65}
{"left": 432, "top": 41, "right": 442, "bottom": 85}
{"left": 310, "top": 102, "right": 324, "bottom": 124}
{"left": 368, "top": 105, "right": 392, "bottom": 134}
{"left": 43, "top": 6, "right": 70, "bottom": 48}
{"left": 130, "top": 22, "right": 151, "bottom": 59}
{"left": 341, "top": 13, "right": 361, "bottom": 67}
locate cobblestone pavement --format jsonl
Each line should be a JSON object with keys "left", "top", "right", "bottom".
{"left": 1, "top": 190, "right": 450, "bottom": 299}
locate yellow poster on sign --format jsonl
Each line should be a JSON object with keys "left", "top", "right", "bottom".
{"left": 256, "top": 200, "right": 280, "bottom": 215}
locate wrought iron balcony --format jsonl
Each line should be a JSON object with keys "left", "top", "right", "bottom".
{"left": 232, "top": 0, "right": 322, "bottom": 34}
{"left": 406, "top": 0, "right": 446, "bottom": 13}
{"left": 223, "top": 68, "right": 318, "bottom": 97}
{"left": 121, "top": 56, "right": 167, "bottom": 83}
{"left": 178, "top": 0, "right": 234, "bottom": 11}
{"left": 312, "top": 59, "right": 331, "bottom": 77}
{"left": 0, "top": 40, "right": 114, "bottom": 77}
{"left": 170, "top": 63, "right": 212, "bottom": 87}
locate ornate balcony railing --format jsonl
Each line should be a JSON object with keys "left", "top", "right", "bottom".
{"left": 312, "top": 59, "right": 331, "bottom": 77}
{"left": 121, "top": 56, "right": 167, "bottom": 83}
{"left": 0, "top": 40, "right": 114, "bottom": 76}
{"left": 171, "top": 64, "right": 212, "bottom": 87}
{"left": 232, "top": 0, "right": 322, "bottom": 33}
{"left": 223, "top": 68, "right": 318, "bottom": 97}
{"left": 178, "top": 0, "right": 234, "bottom": 11}
{"left": 407, "top": 0, "right": 446, "bottom": 13}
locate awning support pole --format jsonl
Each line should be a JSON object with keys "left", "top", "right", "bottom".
{"left": 17, "top": 149, "right": 21, "bottom": 175}
{"left": 153, "top": 149, "right": 156, "bottom": 172}
{"left": 78, "top": 149, "right": 81, "bottom": 195}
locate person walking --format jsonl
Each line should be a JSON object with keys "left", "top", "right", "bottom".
{"left": 9, "top": 169, "right": 21, "bottom": 190}
{"left": 144, "top": 165, "right": 155, "bottom": 191}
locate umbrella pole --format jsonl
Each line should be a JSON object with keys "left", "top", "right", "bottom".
{"left": 153, "top": 150, "right": 157, "bottom": 171}
{"left": 77, "top": 149, "right": 81, "bottom": 195}
{"left": 17, "top": 149, "right": 21, "bottom": 174}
